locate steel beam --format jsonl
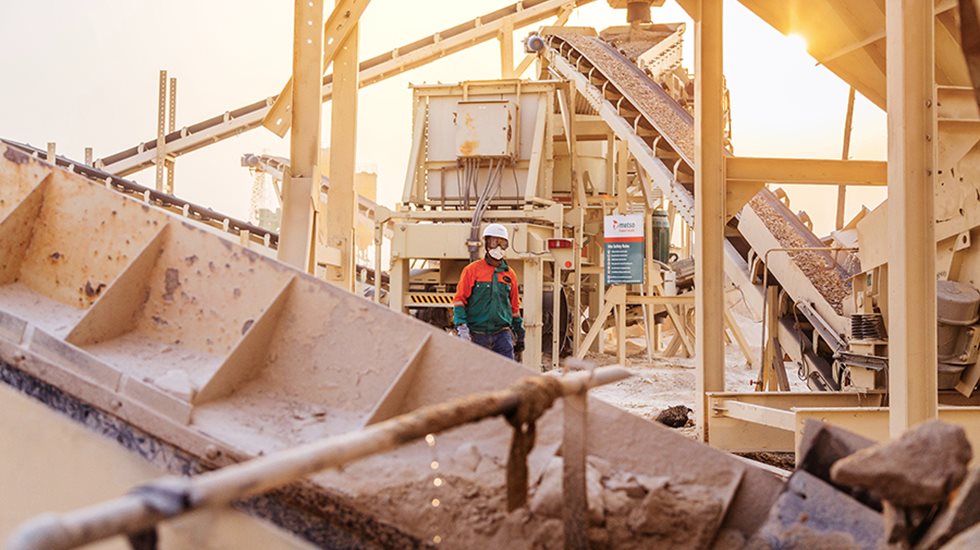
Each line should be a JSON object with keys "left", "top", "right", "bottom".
{"left": 836, "top": 87, "right": 856, "bottom": 229}
{"left": 524, "top": 257, "right": 545, "bottom": 369}
{"left": 694, "top": 0, "right": 726, "bottom": 443}
{"left": 99, "top": 0, "right": 591, "bottom": 177}
{"left": 725, "top": 157, "right": 886, "bottom": 186}
{"left": 155, "top": 70, "right": 167, "bottom": 192}
{"left": 887, "top": 0, "right": 938, "bottom": 435}
{"left": 166, "top": 77, "right": 177, "bottom": 195}
{"left": 263, "top": 0, "right": 370, "bottom": 136}
{"left": 278, "top": 0, "right": 325, "bottom": 269}
{"left": 322, "top": 2, "right": 359, "bottom": 290}
{"left": 499, "top": 18, "right": 516, "bottom": 79}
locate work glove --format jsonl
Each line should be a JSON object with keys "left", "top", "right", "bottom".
{"left": 513, "top": 338, "right": 525, "bottom": 354}
{"left": 456, "top": 324, "right": 471, "bottom": 341}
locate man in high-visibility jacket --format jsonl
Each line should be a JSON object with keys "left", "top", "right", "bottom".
{"left": 453, "top": 223, "right": 525, "bottom": 360}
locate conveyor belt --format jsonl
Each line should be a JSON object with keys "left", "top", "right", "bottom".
{"left": 96, "top": 0, "right": 595, "bottom": 176}
{"left": 544, "top": 31, "right": 848, "bottom": 388}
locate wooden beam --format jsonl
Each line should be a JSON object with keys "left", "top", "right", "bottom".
{"left": 726, "top": 157, "right": 887, "bottom": 186}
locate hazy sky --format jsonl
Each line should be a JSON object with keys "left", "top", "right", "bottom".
{"left": 0, "top": 0, "right": 887, "bottom": 236}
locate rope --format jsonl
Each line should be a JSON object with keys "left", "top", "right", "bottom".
{"left": 125, "top": 478, "right": 192, "bottom": 550}
{"left": 504, "top": 376, "right": 564, "bottom": 511}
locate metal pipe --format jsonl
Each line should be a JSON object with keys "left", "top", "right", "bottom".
{"left": 7, "top": 366, "right": 630, "bottom": 550}
{"left": 758, "top": 247, "right": 857, "bottom": 382}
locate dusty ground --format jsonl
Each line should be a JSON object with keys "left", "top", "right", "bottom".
{"left": 582, "top": 305, "right": 806, "bottom": 436}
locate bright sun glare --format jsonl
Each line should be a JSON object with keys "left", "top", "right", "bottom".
{"left": 786, "top": 33, "right": 808, "bottom": 53}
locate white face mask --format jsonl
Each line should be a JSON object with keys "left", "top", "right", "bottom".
{"left": 488, "top": 246, "right": 505, "bottom": 260}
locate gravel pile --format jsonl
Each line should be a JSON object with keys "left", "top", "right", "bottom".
{"left": 749, "top": 196, "right": 850, "bottom": 314}
{"left": 554, "top": 31, "right": 695, "bottom": 162}
{"left": 598, "top": 26, "right": 676, "bottom": 63}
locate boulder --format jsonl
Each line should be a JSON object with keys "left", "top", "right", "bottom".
{"left": 830, "top": 420, "right": 972, "bottom": 506}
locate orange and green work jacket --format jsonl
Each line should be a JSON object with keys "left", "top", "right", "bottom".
{"left": 453, "top": 258, "right": 525, "bottom": 338}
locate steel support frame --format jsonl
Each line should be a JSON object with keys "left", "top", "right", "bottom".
{"left": 725, "top": 157, "right": 886, "bottom": 186}
{"left": 155, "top": 70, "right": 167, "bottom": 193}
{"left": 694, "top": 0, "right": 726, "bottom": 442}
{"left": 263, "top": 0, "right": 371, "bottom": 136}
{"left": 524, "top": 257, "right": 545, "bottom": 369}
{"left": 278, "top": 0, "right": 325, "bottom": 269}
{"left": 707, "top": 391, "right": 980, "bottom": 454}
{"left": 323, "top": 2, "right": 360, "bottom": 290}
{"left": 99, "top": 1, "right": 588, "bottom": 177}
{"left": 886, "top": 0, "right": 938, "bottom": 435}
{"left": 836, "top": 87, "right": 857, "bottom": 229}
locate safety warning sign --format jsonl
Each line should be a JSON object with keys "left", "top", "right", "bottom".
{"left": 604, "top": 214, "right": 644, "bottom": 285}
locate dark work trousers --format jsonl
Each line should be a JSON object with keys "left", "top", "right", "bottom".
{"left": 472, "top": 329, "right": 515, "bottom": 360}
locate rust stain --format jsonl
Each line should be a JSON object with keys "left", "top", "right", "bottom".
{"left": 163, "top": 268, "right": 181, "bottom": 302}
{"left": 83, "top": 281, "right": 106, "bottom": 298}
{"left": 3, "top": 147, "right": 30, "bottom": 165}
{"left": 459, "top": 140, "right": 479, "bottom": 156}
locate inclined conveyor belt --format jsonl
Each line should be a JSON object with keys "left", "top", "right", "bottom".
{"left": 544, "top": 30, "right": 850, "bottom": 388}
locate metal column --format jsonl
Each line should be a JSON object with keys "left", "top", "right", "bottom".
{"left": 278, "top": 0, "right": 325, "bottom": 270}
{"left": 166, "top": 77, "right": 177, "bottom": 195}
{"left": 835, "top": 87, "right": 856, "bottom": 230}
{"left": 499, "top": 19, "right": 516, "bottom": 79}
{"left": 389, "top": 258, "right": 410, "bottom": 314}
{"left": 155, "top": 70, "right": 167, "bottom": 193}
{"left": 324, "top": 0, "right": 360, "bottom": 291}
{"left": 886, "top": 0, "right": 938, "bottom": 435}
{"left": 524, "top": 257, "right": 544, "bottom": 369}
{"left": 694, "top": 0, "right": 726, "bottom": 442}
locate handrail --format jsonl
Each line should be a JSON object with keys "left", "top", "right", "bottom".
{"left": 0, "top": 139, "right": 278, "bottom": 248}
{"left": 7, "top": 366, "right": 630, "bottom": 550}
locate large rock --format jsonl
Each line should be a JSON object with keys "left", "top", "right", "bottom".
{"left": 745, "top": 471, "right": 882, "bottom": 550}
{"left": 626, "top": 482, "right": 724, "bottom": 549}
{"left": 915, "top": 466, "right": 980, "bottom": 550}
{"left": 830, "top": 420, "right": 972, "bottom": 506}
{"left": 796, "top": 420, "right": 879, "bottom": 511}
{"left": 529, "top": 456, "right": 604, "bottom": 524}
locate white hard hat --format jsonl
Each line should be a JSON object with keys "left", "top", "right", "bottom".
{"left": 482, "top": 223, "right": 509, "bottom": 241}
